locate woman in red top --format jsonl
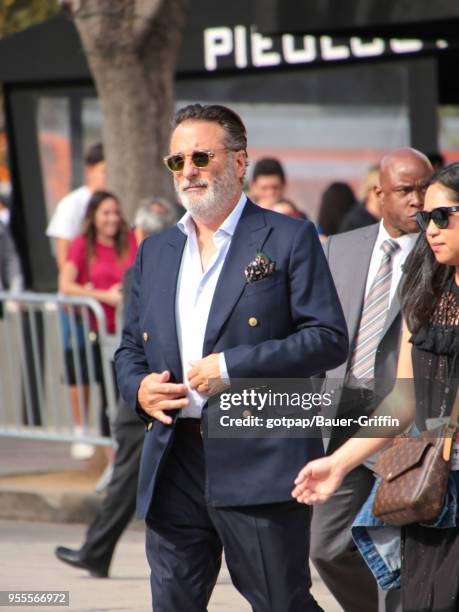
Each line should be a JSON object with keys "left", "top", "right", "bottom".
{"left": 61, "top": 190, "right": 137, "bottom": 333}
{"left": 59, "top": 190, "right": 137, "bottom": 459}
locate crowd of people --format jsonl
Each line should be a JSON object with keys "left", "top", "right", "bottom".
{"left": 3, "top": 102, "right": 457, "bottom": 611}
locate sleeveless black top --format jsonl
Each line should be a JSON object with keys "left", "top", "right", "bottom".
{"left": 410, "top": 280, "right": 459, "bottom": 430}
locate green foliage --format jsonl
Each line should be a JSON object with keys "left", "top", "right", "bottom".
{"left": 0, "top": 0, "right": 59, "bottom": 39}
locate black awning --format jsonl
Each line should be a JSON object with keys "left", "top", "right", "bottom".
{"left": 256, "top": 0, "right": 459, "bottom": 40}
{"left": 0, "top": 13, "right": 90, "bottom": 84}
{"left": 0, "top": 1, "right": 458, "bottom": 86}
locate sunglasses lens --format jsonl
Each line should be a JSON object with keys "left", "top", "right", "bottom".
{"left": 432, "top": 209, "right": 449, "bottom": 229}
{"left": 165, "top": 150, "right": 213, "bottom": 171}
{"left": 192, "top": 151, "right": 211, "bottom": 168}
{"left": 416, "top": 211, "right": 429, "bottom": 231}
{"left": 167, "top": 155, "right": 184, "bottom": 172}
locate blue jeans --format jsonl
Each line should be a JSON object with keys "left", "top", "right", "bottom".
{"left": 351, "top": 471, "right": 459, "bottom": 590}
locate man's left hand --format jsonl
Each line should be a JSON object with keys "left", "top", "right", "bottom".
{"left": 188, "top": 353, "right": 227, "bottom": 395}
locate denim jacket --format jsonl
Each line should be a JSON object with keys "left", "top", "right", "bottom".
{"left": 351, "top": 471, "right": 459, "bottom": 590}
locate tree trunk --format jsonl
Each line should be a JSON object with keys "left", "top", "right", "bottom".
{"left": 65, "top": 0, "right": 189, "bottom": 221}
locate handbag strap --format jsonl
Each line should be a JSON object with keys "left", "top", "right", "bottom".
{"left": 443, "top": 384, "right": 459, "bottom": 461}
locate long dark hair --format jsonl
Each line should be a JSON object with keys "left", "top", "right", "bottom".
{"left": 81, "top": 190, "right": 130, "bottom": 262}
{"left": 401, "top": 163, "right": 459, "bottom": 332}
{"left": 317, "top": 182, "right": 356, "bottom": 236}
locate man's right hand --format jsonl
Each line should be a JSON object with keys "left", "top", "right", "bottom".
{"left": 137, "top": 370, "right": 188, "bottom": 425}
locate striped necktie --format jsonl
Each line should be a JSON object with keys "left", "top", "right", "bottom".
{"left": 349, "top": 238, "right": 400, "bottom": 381}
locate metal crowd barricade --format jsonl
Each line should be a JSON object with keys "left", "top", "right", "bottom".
{"left": 0, "top": 291, "right": 120, "bottom": 446}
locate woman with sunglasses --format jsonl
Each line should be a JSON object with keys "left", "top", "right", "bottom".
{"left": 292, "top": 162, "right": 459, "bottom": 611}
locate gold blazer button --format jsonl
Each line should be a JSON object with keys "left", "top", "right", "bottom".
{"left": 248, "top": 317, "right": 258, "bottom": 327}
{"left": 143, "top": 331, "right": 149, "bottom": 342}
{"left": 242, "top": 409, "right": 253, "bottom": 418}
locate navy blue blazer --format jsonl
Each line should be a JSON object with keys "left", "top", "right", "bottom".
{"left": 115, "top": 199, "right": 348, "bottom": 517}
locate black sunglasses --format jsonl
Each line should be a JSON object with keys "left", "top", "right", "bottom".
{"left": 416, "top": 206, "right": 459, "bottom": 231}
{"left": 163, "top": 148, "right": 231, "bottom": 172}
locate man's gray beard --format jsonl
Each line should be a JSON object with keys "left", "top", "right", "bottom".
{"left": 175, "top": 161, "right": 239, "bottom": 224}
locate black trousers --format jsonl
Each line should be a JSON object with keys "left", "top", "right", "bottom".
{"left": 401, "top": 523, "right": 459, "bottom": 611}
{"left": 80, "top": 416, "right": 144, "bottom": 573}
{"left": 310, "top": 465, "right": 378, "bottom": 612}
{"left": 145, "top": 424, "right": 323, "bottom": 612}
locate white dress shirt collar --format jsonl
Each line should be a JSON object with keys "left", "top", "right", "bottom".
{"left": 177, "top": 192, "right": 247, "bottom": 240}
{"left": 364, "top": 220, "right": 418, "bottom": 303}
{"left": 375, "top": 220, "right": 418, "bottom": 258}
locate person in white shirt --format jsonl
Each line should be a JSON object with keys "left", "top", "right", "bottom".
{"left": 46, "top": 143, "right": 106, "bottom": 271}
{"left": 47, "top": 143, "right": 105, "bottom": 460}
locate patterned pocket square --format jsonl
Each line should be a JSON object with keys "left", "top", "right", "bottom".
{"left": 244, "top": 251, "right": 276, "bottom": 284}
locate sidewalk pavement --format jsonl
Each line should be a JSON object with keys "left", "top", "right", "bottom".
{"left": 0, "top": 438, "right": 105, "bottom": 523}
{"left": 0, "top": 438, "right": 343, "bottom": 611}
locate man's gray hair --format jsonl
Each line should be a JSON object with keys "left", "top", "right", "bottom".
{"left": 172, "top": 104, "right": 247, "bottom": 153}
{"left": 134, "top": 198, "right": 177, "bottom": 236}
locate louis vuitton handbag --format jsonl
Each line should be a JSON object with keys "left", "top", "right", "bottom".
{"left": 372, "top": 389, "right": 459, "bottom": 526}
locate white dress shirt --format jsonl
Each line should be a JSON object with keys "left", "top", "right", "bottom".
{"left": 176, "top": 193, "right": 247, "bottom": 419}
{"left": 364, "top": 221, "right": 418, "bottom": 304}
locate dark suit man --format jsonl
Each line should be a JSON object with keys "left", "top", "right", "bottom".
{"left": 115, "top": 104, "right": 348, "bottom": 612}
{"left": 309, "top": 148, "right": 433, "bottom": 612}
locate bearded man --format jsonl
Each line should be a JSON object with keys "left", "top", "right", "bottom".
{"left": 115, "top": 104, "right": 348, "bottom": 612}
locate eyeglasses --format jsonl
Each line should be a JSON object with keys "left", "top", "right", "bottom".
{"left": 163, "top": 148, "right": 232, "bottom": 172}
{"left": 416, "top": 206, "right": 459, "bottom": 231}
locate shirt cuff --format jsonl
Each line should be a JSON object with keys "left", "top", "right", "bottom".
{"left": 219, "top": 352, "right": 230, "bottom": 384}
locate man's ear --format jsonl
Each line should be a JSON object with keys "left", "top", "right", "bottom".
{"left": 234, "top": 150, "right": 248, "bottom": 180}
{"left": 373, "top": 184, "right": 384, "bottom": 207}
